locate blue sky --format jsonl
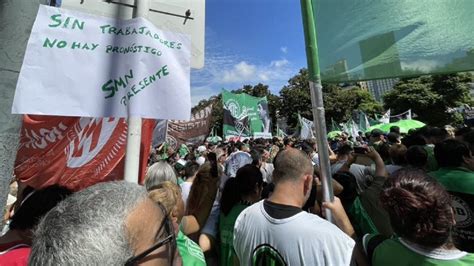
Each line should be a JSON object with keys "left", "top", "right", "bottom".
{"left": 190, "top": 0, "right": 307, "bottom": 105}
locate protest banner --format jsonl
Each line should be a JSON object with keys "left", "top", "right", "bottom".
{"left": 12, "top": 5, "right": 191, "bottom": 120}
{"left": 14, "top": 115, "right": 155, "bottom": 191}
{"left": 222, "top": 90, "right": 271, "bottom": 140}
{"left": 167, "top": 104, "right": 213, "bottom": 150}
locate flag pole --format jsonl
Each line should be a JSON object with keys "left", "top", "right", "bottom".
{"left": 300, "top": 0, "right": 334, "bottom": 221}
{"left": 124, "top": 0, "right": 150, "bottom": 183}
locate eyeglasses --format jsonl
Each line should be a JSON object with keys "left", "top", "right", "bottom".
{"left": 125, "top": 203, "right": 176, "bottom": 266}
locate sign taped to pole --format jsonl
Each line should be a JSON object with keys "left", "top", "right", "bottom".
{"left": 12, "top": 5, "right": 191, "bottom": 120}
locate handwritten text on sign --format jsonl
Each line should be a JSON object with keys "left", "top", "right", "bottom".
{"left": 12, "top": 5, "right": 191, "bottom": 120}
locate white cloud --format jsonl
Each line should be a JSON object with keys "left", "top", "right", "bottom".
{"left": 222, "top": 61, "right": 257, "bottom": 83}
{"left": 280, "top": 46, "right": 288, "bottom": 54}
{"left": 190, "top": 31, "right": 298, "bottom": 106}
{"left": 270, "top": 59, "right": 289, "bottom": 68}
{"left": 401, "top": 59, "right": 441, "bottom": 72}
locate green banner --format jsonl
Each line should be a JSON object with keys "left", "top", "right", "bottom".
{"left": 222, "top": 89, "right": 271, "bottom": 139}
{"left": 314, "top": 0, "right": 474, "bottom": 82}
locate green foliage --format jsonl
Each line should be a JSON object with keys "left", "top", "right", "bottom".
{"left": 279, "top": 69, "right": 312, "bottom": 128}
{"left": 279, "top": 68, "right": 382, "bottom": 129}
{"left": 192, "top": 94, "right": 223, "bottom": 136}
{"left": 383, "top": 73, "right": 473, "bottom": 127}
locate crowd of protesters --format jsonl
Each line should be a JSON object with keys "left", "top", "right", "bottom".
{"left": 0, "top": 124, "right": 473, "bottom": 265}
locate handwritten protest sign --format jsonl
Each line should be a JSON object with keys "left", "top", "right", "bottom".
{"left": 12, "top": 5, "right": 191, "bottom": 120}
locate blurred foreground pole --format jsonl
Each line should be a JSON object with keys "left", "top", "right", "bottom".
{"left": 300, "top": 0, "right": 334, "bottom": 222}
{"left": 124, "top": 0, "right": 150, "bottom": 183}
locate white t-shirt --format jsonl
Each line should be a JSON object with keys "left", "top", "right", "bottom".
{"left": 331, "top": 161, "right": 375, "bottom": 193}
{"left": 260, "top": 163, "right": 274, "bottom": 183}
{"left": 234, "top": 201, "right": 355, "bottom": 266}
{"left": 180, "top": 181, "right": 193, "bottom": 209}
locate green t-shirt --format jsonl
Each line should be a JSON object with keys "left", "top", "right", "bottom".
{"left": 429, "top": 167, "right": 474, "bottom": 195}
{"left": 429, "top": 167, "right": 474, "bottom": 252}
{"left": 219, "top": 204, "right": 248, "bottom": 266}
{"left": 176, "top": 230, "right": 206, "bottom": 266}
{"left": 364, "top": 234, "right": 474, "bottom": 266}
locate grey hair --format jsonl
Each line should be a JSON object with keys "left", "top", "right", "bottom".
{"left": 145, "top": 161, "right": 177, "bottom": 190}
{"left": 29, "top": 181, "right": 148, "bottom": 265}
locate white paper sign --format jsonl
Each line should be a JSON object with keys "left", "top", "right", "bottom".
{"left": 12, "top": 5, "right": 191, "bottom": 120}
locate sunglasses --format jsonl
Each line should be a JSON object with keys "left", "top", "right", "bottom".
{"left": 125, "top": 203, "right": 176, "bottom": 266}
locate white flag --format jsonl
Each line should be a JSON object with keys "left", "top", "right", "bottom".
{"left": 379, "top": 109, "right": 391, "bottom": 124}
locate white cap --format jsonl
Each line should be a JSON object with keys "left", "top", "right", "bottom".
{"left": 196, "top": 156, "right": 206, "bottom": 166}
{"left": 197, "top": 145, "right": 207, "bottom": 153}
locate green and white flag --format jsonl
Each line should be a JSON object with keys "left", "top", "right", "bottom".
{"left": 222, "top": 90, "right": 271, "bottom": 140}
{"left": 314, "top": 0, "right": 474, "bottom": 82}
{"left": 298, "top": 113, "right": 314, "bottom": 140}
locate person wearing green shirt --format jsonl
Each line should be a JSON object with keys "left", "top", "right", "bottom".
{"left": 363, "top": 168, "right": 474, "bottom": 265}
{"left": 219, "top": 164, "right": 263, "bottom": 266}
{"left": 148, "top": 181, "right": 206, "bottom": 266}
{"left": 430, "top": 139, "right": 474, "bottom": 252}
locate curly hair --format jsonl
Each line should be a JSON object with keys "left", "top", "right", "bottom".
{"left": 380, "top": 168, "right": 454, "bottom": 248}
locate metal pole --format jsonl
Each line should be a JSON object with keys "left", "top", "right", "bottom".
{"left": 124, "top": 0, "right": 150, "bottom": 183}
{"left": 300, "top": 0, "right": 334, "bottom": 221}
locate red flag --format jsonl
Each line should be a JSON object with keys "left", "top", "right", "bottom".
{"left": 14, "top": 115, "right": 154, "bottom": 191}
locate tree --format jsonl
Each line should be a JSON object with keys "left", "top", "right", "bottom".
{"left": 279, "top": 68, "right": 382, "bottom": 129}
{"left": 192, "top": 95, "right": 223, "bottom": 136}
{"left": 279, "top": 69, "right": 312, "bottom": 128}
{"left": 383, "top": 73, "right": 473, "bottom": 126}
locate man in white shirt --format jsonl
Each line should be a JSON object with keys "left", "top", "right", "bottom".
{"left": 234, "top": 148, "right": 355, "bottom": 265}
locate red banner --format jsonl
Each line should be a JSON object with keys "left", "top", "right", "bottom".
{"left": 14, "top": 115, "right": 154, "bottom": 191}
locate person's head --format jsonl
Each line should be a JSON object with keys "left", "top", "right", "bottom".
{"left": 405, "top": 145, "right": 428, "bottom": 168}
{"left": 186, "top": 157, "right": 220, "bottom": 215}
{"left": 250, "top": 149, "right": 263, "bottom": 167}
{"left": 389, "top": 144, "right": 407, "bottom": 166}
{"left": 148, "top": 181, "right": 185, "bottom": 225}
{"left": 434, "top": 139, "right": 473, "bottom": 169}
{"left": 370, "top": 129, "right": 384, "bottom": 144}
{"left": 220, "top": 165, "right": 263, "bottom": 216}
{"left": 261, "top": 148, "right": 270, "bottom": 162}
{"left": 454, "top": 126, "right": 472, "bottom": 141}
{"left": 145, "top": 161, "right": 178, "bottom": 190}
{"left": 30, "top": 182, "right": 176, "bottom": 265}
{"left": 214, "top": 148, "right": 227, "bottom": 164}
{"left": 380, "top": 169, "right": 454, "bottom": 248}
{"left": 387, "top": 132, "right": 400, "bottom": 144}
{"left": 283, "top": 137, "right": 295, "bottom": 148}
{"left": 184, "top": 161, "right": 200, "bottom": 180}
{"left": 10, "top": 185, "right": 71, "bottom": 240}
{"left": 272, "top": 148, "right": 314, "bottom": 204}
{"left": 389, "top": 126, "right": 400, "bottom": 134}
{"left": 462, "top": 130, "right": 474, "bottom": 154}
{"left": 429, "top": 127, "right": 449, "bottom": 144}
{"left": 335, "top": 144, "right": 353, "bottom": 158}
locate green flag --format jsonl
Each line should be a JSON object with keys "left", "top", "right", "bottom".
{"left": 221, "top": 90, "right": 272, "bottom": 139}
{"left": 314, "top": 0, "right": 474, "bottom": 82}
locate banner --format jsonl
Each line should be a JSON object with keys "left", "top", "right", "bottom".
{"left": 378, "top": 109, "right": 391, "bottom": 124}
{"left": 358, "top": 112, "right": 371, "bottom": 132}
{"left": 166, "top": 104, "right": 213, "bottom": 150}
{"left": 314, "top": 0, "right": 474, "bottom": 82}
{"left": 152, "top": 119, "right": 168, "bottom": 147}
{"left": 222, "top": 90, "right": 271, "bottom": 139}
{"left": 12, "top": 5, "right": 191, "bottom": 119}
{"left": 14, "top": 115, "right": 154, "bottom": 191}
